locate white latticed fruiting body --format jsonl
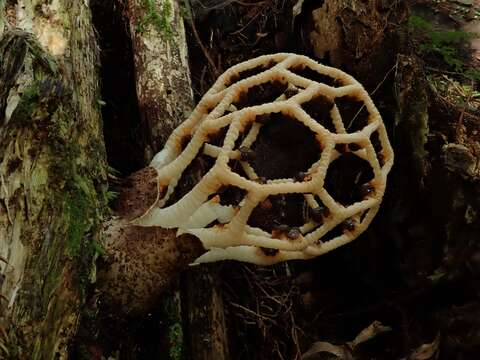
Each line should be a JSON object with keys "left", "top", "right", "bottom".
{"left": 134, "top": 53, "right": 394, "bottom": 265}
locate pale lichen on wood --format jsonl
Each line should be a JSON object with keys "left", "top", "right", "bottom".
{"left": 127, "top": 0, "right": 194, "bottom": 161}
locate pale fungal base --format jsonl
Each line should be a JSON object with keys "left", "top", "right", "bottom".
{"left": 135, "top": 53, "right": 394, "bottom": 265}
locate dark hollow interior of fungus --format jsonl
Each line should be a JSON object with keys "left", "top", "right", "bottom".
{"left": 248, "top": 194, "right": 307, "bottom": 234}
{"left": 370, "top": 130, "right": 385, "bottom": 166}
{"left": 216, "top": 185, "right": 247, "bottom": 206}
{"left": 321, "top": 223, "right": 348, "bottom": 243}
{"left": 335, "top": 95, "right": 370, "bottom": 133}
{"left": 301, "top": 94, "right": 336, "bottom": 132}
{"left": 233, "top": 123, "right": 253, "bottom": 149}
{"left": 289, "top": 64, "right": 343, "bottom": 87}
{"left": 207, "top": 126, "right": 229, "bottom": 147}
{"left": 324, "top": 153, "right": 375, "bottom": 206}
{"left": 233, "top": 80, "right": 288, "bottom": 109}
{"left": 250, "top": 113, "right": 321, "bottom": 180}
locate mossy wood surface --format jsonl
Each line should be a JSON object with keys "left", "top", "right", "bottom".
{"left": 0, "top": 1, "right": 107, "bottom": 358}
{"left": 127, "top": 0, "right": 194, "bottom": 162}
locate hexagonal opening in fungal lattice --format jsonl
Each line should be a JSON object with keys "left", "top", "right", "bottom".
{"left": 135, "top": 53, "right": 394, "bottom": 265}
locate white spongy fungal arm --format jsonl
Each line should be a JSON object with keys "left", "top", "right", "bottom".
{"left": 192, "top": 246, "right": 310, "bottom": 265}
{"left": 135, "top": 173, "right": 220, "bottom": 227}
{"left": 183, "top": 228, "right": 237, "bottom": 249}
{"left": 180, "top": 201, "right": 236, "bottom": 229}
{"left": 185, "top": 226, "right": 310, "bottom": 251}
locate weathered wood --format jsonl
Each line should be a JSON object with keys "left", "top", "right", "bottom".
{"left": 310, "top": 0, "right": 408, "bottom": 88}
{"left": 127, "top": 0, "right": 194, "bottom": 162}
{"left": 183, "top": 267, "right": 230, "bottom": 360}
{"left": 394, "top": 55, "right": 429, "bottom": 180}
{"left": 0, "top": 1, "right": 107, "bottom": 358}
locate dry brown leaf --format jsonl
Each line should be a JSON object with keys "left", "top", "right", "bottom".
{"left": 302, "top": 321, "right": 392, "bottom": 359}
{"left": 292, "top": 0, "right": 305, "bottom": 20}
{"left": 348, "top": 320, "right": 392, "bottom": 348}
{"left": 409, "top": 334, "right": 440, "bottom": 360}
{"left": 0, "top": 324, "right": 8, "bottom": 340}
{"left": 302, "top": 341, "right": 353, "bottom": 360}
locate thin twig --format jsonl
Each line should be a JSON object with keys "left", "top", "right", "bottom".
{"left": 186, "top": 2, "right": 219, "bottom": 76}
{"left": 371, "top": 63, "right": 399, "bottom": 96}
{"left": 347, "top": 63, "right": 398, "bottom": 130}
{"left": 229, "top": 302, "right": 274, "bottom": 321}
{"left": 458, "top": 80, "right": 474, "bottom": 127}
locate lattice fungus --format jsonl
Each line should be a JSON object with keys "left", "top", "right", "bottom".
{"left": 134, "top": 53, "right": 394, "bottom": 265}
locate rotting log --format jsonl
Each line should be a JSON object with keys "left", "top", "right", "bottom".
{"left": 0, "top": 1, "right": 107, "bottom": 358}
{"left": 310, "top": 0, "right": 408, "bottom": 88}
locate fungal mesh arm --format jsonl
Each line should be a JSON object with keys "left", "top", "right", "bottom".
{"left": 135, "top": 53, "right": 394, "bottom": 265}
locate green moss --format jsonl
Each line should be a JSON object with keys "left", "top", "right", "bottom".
{"left": 168, "top": 322, "right": 183, "bottom": 360}
{"left": 66, "top": 186, "right": 90, "bottom": 256}
{"left": 1, "top": 27, "right": 107, "bottom": 360}
{"left": 161, "top": 291, "right": 184, "bottom": 360}
{"left": 10, "top": 78, "right": 69, "bottom": 131}
{"left": 408, "top": 14, "right": 479, "bottom": 79}
{"left": 11, "top": 85, "right": 40, "bottom": 124}
{"left": 136, "top": 0, "right": 173, "bottom": 39}
{"left": 45, "top": 111, "right": 106, "bottom": 293}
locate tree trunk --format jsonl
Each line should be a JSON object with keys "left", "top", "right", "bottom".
{"left": 96, "top": 1, "right": 229, "bottom": 357}
{"left": 126, "top": 0, "right": 194, "bottom": 162}
{"left": 0, "top": 1, "right": 107, "bottom": 358}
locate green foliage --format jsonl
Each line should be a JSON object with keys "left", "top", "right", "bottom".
{"left": 136, "top": 0, "right": 173, "bottom": 39}
{"left": 168, "top": 322, "right": 183, "bottom": 360}
{"left": 66, "top": 185, "right": 90, "bottom": 257}
{"left": 465, "top": 68, "right": 480, "bottom": 82}
{"left": 408, "top": 14, "right": 433, "bottom": 30}
{"left": 107, "top": 165, "right": 122, "bottom": 177}
{"left": 105, "top": 190, "right": 119, "bottom": 202}
{"left": 161, "top": 293, "right": 184, "bottom": 360}
{"left": 408, "top": 15, "right": 479, "bottom": 79}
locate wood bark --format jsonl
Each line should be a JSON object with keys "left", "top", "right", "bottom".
{"left": 0, "top": 1, "right": 107, "bottom": 358}
{"left": 310, "top": 0, "right": 408, "bottom": 88}
{"left": 183, "top": 268, "right": 230, "bottom": 360}
{"left": 127, "top": 0, "right": 194, "bottom": 162}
